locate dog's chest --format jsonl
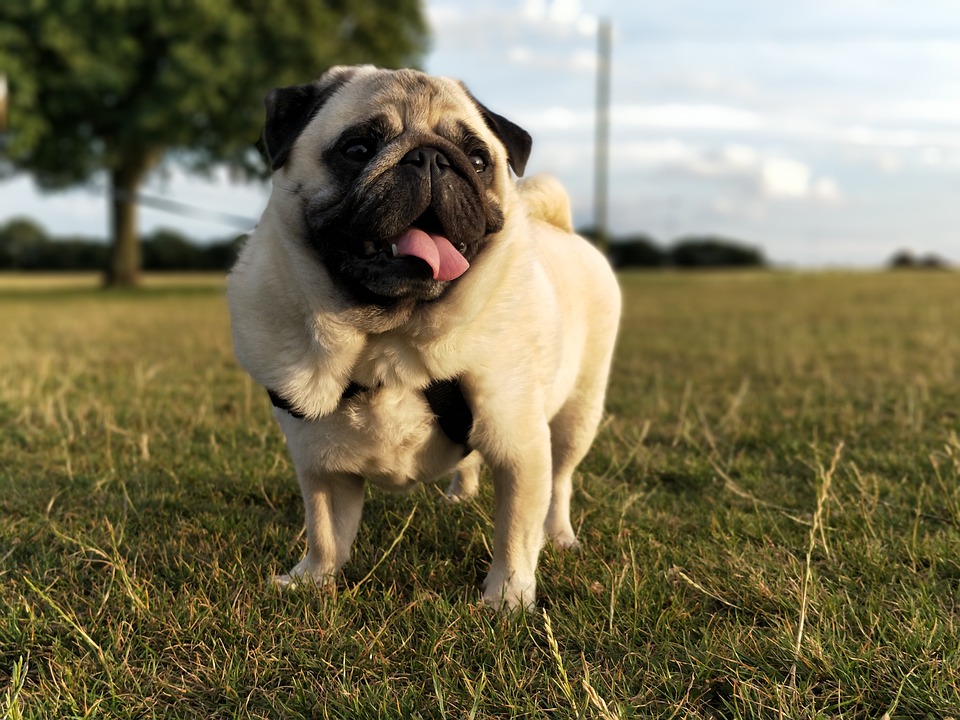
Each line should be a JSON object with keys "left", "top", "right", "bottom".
{"left": 350, "top": 334, "right": 433, "bottom": 389}
{"left": 292, "top": 383, "right": 458, "bottom": 490}
{"left": 290, "top": 337, "right": 461, "bottom": 490}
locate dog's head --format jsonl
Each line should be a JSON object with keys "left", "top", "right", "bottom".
{"left": 262, "top": 66, "right": 532, "bottom": 303}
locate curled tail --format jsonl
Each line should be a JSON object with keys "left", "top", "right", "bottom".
{"left": 517, "top": 174, "right": 574, "bottom": 233}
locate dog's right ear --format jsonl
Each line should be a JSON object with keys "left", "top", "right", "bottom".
{"left": 459, "top": 84, "right": 533, "bottom": 178}
{"left": 263, "top": 68, "right": 355, "bottom": 171}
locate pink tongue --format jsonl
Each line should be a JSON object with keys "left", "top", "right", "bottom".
{"left": 394, "top": 228, "right": 470, "bottom": 282}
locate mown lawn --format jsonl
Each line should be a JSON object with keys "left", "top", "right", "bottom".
{"left": 1, "top": 271, "right": 959, "bottom": 718}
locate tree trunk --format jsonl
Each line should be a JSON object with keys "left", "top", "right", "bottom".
{"left": 105, "top": 153, "right": 156, "bottom": 287}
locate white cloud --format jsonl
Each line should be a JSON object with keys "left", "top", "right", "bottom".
{"left": 761, "top": 157, "right": 811, "bottom": 198}
{"left": 519, "top": 103, "right": 763, "bottom": 132}
{"left": 571, "top": 49, "right": 596, "bottom": 71}
{"left": 868, "top": 99, "right": 960, "bottom": 125}
{"left": 846, "top": 126, "right": 920, "bottom": 148}
{"left": 520, "top": 0, "right": 546, "bottom": 21}
{"left": 508, "top": 46, "right": 533, "bottom": 64}
{"left": 614, "top": 104, "right": 762, "bottom": 131}
{"left": 521, "top": 0, "right": 597, "bottom": 35}
{"left": 575, "top": 15, "right": 599, "bottom": 36}
{"left": 812, "top": 176, "right": 842, "bottom": 203}
{"left": 547, "top": 0, "right": 581, "bottom": 25}
{"left": 921, "top": 147, "right": 943, "bottom": 166}
{"left": 611, "top": 139, "right": 841, "bottom": 205}
{"left": 719, "top": 144, "right": 759, "bottom": 169}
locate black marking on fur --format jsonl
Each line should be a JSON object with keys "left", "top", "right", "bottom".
{"left": 265, "top": 378, "right": 473, "bottom": 451}
{"left": 263, "top": 71, "right": 353, "bottom": 171}
{"left": 459, "top": 85, "right": 532, "bottom": 177}
{"left": 423, "top": 378, "right": 473, "bottom": 450}
{"left": 267, "top": 381, "right": 367, "bottom": 420}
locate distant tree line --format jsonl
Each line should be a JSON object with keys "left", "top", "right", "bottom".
{"left": 888, "top": 249, "right": 951, "bottom": 270}
{"left": 4, "top": 218, "right": 767, "bottom": 272}
{"left": 0, "top": 218, "right": 243, "bottom": 271}
{"left": 580, "top": 229, "right": 766, "bottom": 269}
{"left": 13, "top": 218, "right": 947, "bottom": 272}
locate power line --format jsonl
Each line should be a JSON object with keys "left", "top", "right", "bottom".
{"left": 82, "top": 182, "right": 259, "bottom": 231}
{"left": 118, "top": 189, "right": 259, "bottom": 231}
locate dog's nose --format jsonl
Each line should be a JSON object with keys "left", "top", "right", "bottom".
{"left": 401, "top": 147, "right": 451, "bottom": 170}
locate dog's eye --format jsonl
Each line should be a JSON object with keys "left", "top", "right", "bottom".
{"left": 342, "top": 141, "right": 374, "bottom": 162}
{"left": 469, "top": 154, "right": 488, "bottom": 173}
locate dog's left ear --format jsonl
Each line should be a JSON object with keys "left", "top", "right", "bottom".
{"left": 263, "top": 68, "right": 357, "bottom": 171}
{"left": 462, "top": 86, "right": 533, "bottom": 177}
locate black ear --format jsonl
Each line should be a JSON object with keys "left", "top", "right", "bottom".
{"left": 462, "top": 87, "right": 532, "bottom": 177}
{"left": 263, "top": 71, "right": 353, "bottom": 171}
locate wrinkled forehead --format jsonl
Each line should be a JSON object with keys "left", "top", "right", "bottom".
{"left": 310, "top": 70, "right": 488, "bottom": 143}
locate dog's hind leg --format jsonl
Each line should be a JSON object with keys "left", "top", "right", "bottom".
{"left": 273, "top": 471, "right": 365, "bottom": 590}
{"left": 544, "top": 391, "right": 606, "bottom": 550}
{"left": 445, "top": 451, "right": 482, "bottom": 502}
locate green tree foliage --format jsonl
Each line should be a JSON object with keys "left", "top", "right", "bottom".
{"left": 0, "top": 217, "right": 46, "bottom": 268}
{"left": 0, "top": 218, "right": 243, "bottom": 271}
{"left": 888, "top": 249, "right": 951, "bottom": 270}
{"left": 0, "top": 0, "right": 427, "bottom": 286}
{"left": 608, "top": 234, "right": 663, "bottom": 268}
{"left": 0, "top": 217, "right": 108, "bottom": 269}
{"left": 581, "top": 227, "right": 765, "bottom": 269}
{"left": 669, "top": 236, "right": 765, "bottom": 268}
{"left": 141, "top": 228, "right": 244, "bottom": 271}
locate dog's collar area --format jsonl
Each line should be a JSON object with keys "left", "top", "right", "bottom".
{"left": 266, "top": 381, "right": 365, "bottom": 419}
{"left": 422, "top": 378, "right": 473, "bottom": 448}
{"left": 265, "top": 379, "right": 473, "bottom": 452}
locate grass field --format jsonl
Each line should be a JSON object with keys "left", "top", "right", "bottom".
{"left": 1, "top": 270, "right": 959, "bottom": 718}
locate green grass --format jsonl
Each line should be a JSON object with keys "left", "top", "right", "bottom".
{"left": 1, "top": 270, "right": 959, "bottom": 718}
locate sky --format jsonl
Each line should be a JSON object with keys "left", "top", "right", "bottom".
{"left": 3, "top": 0, "right": 960, "bottom": 267}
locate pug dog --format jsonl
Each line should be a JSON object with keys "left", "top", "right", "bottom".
{"left": 227, "top": 66, "right": 621, "bottom": 611}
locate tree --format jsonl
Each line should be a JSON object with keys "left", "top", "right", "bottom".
{"left": 141, "top": 228, "right": 204, "bottom": 271}
{"left": 0, "top": 217, "right": 47, "bottom": 269}
{"left": 888, "top": 249, "right": 951, "bottom": 270}
{"left": 0, "top": 0, "right": 427, "bottom": 286}
{"left": 669, "top": 236, "right": 765, "bottom": 268}
{"left": 608, "top": 234, "right": 663, "bottom": 269}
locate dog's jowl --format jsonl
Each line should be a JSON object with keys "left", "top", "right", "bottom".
{"left": 227, "top": 66, "right": 621, "bottom": 611}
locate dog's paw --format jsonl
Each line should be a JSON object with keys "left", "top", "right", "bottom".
{"left": 271, "top": 573, "right": 303, "bottom": 590}
{"left": 482, "top": 567, "right": 537, "bottom": 612}
{"left": 445, "top": 471, "right": 479, "bottom": 503}
{"left": 271, "top": 558, "right": 335, "bottom": 591}
{"left": 549, "top": 531, "right": 581, "bottom": 551}
{"left": 444, "top": 485, "right": 477, "bottom": 504}
{"left": 544, "top": 518, "right": 581, "bottom": 551}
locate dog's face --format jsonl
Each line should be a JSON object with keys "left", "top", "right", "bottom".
{"left": 262, "top": 66, "right": 533, "bottom": 303}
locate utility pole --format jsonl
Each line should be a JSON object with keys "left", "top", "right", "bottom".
{"left": 593, "top": 18, "right": 612, "bottom": 255}
{"left": 0, "top": 74, "right": 7, "bottom": 137}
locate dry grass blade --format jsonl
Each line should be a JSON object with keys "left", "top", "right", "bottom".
{"left": 581, "top": 654, "right": 622, "bottom": 720}
{"left": 669, "top": 566, "right": 744, "bottom": 611}
{"left": 789, "top": 441, "right": 844, "bottom": 689}
{"left": 542, "top": 610, "right": 578, "bottom": 712}
{"left": 23, "top": 578, "right": 107, "bottom": 668}
{"left": 347, "top": 504, "right": 418, "bottom": 596}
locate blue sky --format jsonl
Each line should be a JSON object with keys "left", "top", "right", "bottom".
{"left": 3, "top": 0, "right": 960, "bottom": 266}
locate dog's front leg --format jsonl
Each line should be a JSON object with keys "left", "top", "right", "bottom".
{"left": 481, "top": 426, "right": 552, "bottom": 611}
{"left": 273, "top": 470, "right": 365, "bottom": 590}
